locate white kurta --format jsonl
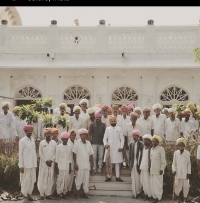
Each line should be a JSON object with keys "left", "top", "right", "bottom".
{"left": 152, "top": 114, "right": 166, "bottom": 138}
{"left": 103, "top": 126, "right": 124, "bottom": 163}
{"left": 101, "top": 116, "right": 110, "bottom": 128}
{"left": 38, "top": 140, "right": 57, "bottom": 197}
{"left": 180, "top": 120, "right": 196, "bottom": 139}
{"left": 137, "top": 117, "right": 154, "bottom": 136}
{"left": 165, "top": 118, "right": 181, "bottom": 141}
{"left": 80, "top": 110, "right": 90, "bottom": 129}
{"left": 0, "top": 111, "right": 14, "bottom": 142}
{"left": 120, "top": 115, "right": 131, "bottom": 133}
{"left": 18, "top": 136, "right": 37, "bottom": 197}
{"left": 31, "top": 119, "right": 44, "bottom": 141}
{"left": 197, "top": 145, "right": 200, "bottom": 160}
{"left": 172, "top": 149, "right": 191, "bottom": 197}
{"left": 56, "top": 143, "right": 72, "bottom": 195}
{"left": 189, "top": 115, "right": 198, "bottom": 131}
{"left": 12, "top": 116, "right": 27, "bottom": 140}
{"left": 69, "top": 116, "right": 84, "bottom": 140}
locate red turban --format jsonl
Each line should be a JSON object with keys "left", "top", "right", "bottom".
{"left": 23, "top": 125, "right": 33, "bottom": 131}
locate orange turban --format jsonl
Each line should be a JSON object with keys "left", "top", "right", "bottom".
{"left": 51, "top": 128, "right": 59, "bottom": 135}
{"left": 181, "top": 109, "right": 191, "bottom": 116}
{"left": 44, "top": 128, "right": 52, "bottom": 134}
{"left": 109, "top": 115, "right": 117, "bottom": 122}
{"left": 94, "top": 104, "right": 103, "bottom": 109}
{"left": 112, "top": 105, "right": 119, "bottom": 110}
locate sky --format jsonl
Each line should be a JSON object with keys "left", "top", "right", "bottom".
{"left": 14, "top": 6, "right": 200, "bottom": 26}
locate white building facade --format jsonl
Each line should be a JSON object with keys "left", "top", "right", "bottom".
{"left": 0, "top": 9, "right": 200, "bottom": 114}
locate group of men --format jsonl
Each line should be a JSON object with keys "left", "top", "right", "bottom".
{"left": 0, "top": 99, "right": 199, "bottom": 203}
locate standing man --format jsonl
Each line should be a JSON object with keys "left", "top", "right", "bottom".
{"left": 69, "top": 106, "right": 84, "bottom": 140}
{"left": 88, "top": 112, "right": 106, "bottom": 175}
{"left": 152, "top": 103, "right": 166, "bottom": 139}
{"left": 129, "top": 130, "right": 144, "bottom": 198}
{"left": 37, "top": 128, "right": 57, "bottom": 200}
{"left": 137, "top": 107, "right": 154, "bottom": 136}
{"left": 172, "top": 138, "right": 191, "bottom": 203}
{"left": 103, "top": 115, "right": 124, "bottom": 182}
{"left": 12, "top": 106, "right": 26, "bottom": 140}
{"left": 140, "top": 134, "right": 152, "bottom": 201}
{"left": 72, "top": 128, "right": 94, "bottom": 199}
{"left": 150, "top": 135, "right": 166, "bottom": 203}
{"left": 165, "top": 108, "right": 181, "bottom": 142}
{"left": 197, "top": 143, "right": 200, "bottom": 177}
{"left": 127, "top": 104, "right": 134, "bottom": 116}
{"left": 134, "top": 107, "right": 142, "bottom": 118}
{"left": 86, "top": 107, "right": 96, "bottom": 130}
{"left": 101, "top": 105, "right": 110, "bottom": 127}
{"left": 18, "top": 125, "right": 37, "bottom": 201}
{"left": 79, "top": 99, "right": 90, "bottom": 129}
{"left": 0, "top": 102, "right": 14, "bottom": 142}
{"left": 112, "top": 105, "right": 122, "bottom": 127}
{"left": 124, "top": 112, "right": 142, "bottom": 162}
{"left": 162, "top": 108, "right": 169, "bottom": 118}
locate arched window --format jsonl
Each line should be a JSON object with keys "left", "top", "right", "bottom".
{"left": 160, "top": 85, "right": 189, "bottom": 107}
{"left": 63, "top": 85, "right": 91, "bottom": 106}
{"left": 112, "top": 86, "right": 138, "bottom": 105}
{"left": 14, "top": 85, "right": 42, "bottom": 106}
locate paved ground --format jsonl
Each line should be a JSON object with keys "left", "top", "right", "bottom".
{"left": 5, "top": 195, "right": 173, "bottom": 203}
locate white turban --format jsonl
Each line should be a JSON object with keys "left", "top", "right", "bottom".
{"left": 93, "top": 106, "right": 101, "bottom": 113}
{"left": 176, "top": 138, "right": 187, "bottom": 146}
{"left": 59, "top": 103, "right": 67, "bottom": 109}
{"left": 134, "top": 107, "right": 142, "bottom": 112}
{"left": 87, "top": 107, "right": 95, "bottom": 114}
{"left": 1, "top": 102, "right": 10, "bottom": 108}
{"left": 143, "top": 134, "right": 152, "bottom": 140}
{"left": 66, "top": 107, "right": 71, "bottom": 114}
{"left": 152, "top": 103, "right": 162, "bottom": 110}
{"left": 168, "top": 108, "right": 175, "bottom": 113}
{"left": 79, "top": 99, "right": 89, "bottom": 106}
{"left": 162, "top": 108, "right": 169, "bottom": 113}
{"left": 73, "top": 106, "right": 82, "bottom": 113}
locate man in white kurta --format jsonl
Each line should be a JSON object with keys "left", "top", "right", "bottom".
{"left": 151, "top": 103, "right": 166, "bottom": 139}
{"left": 140, "top": 134, "right": 152, "bottom": 200}
{"left": 12, "top": 106, "right": 26, "bottom": 140}
{"left": 165, "top": 108, "right": 181, "bottom": 142}
{"left": 150, "top": 135, "right": 166, "bottom": 203}
{"left": 79, "top": 99, "right": 90, "bottom": 129}
{"left": 73, "top": 128, "right": 94, "bottom": 199}
{"left": 134, "top": 107, "right": 142, "bottom": 118}
{"left": 103, "top": 115, "right": 124, "bottom": 182}
{"left": 31, "top": 119, "right": 44, "bottom": 141}
{"left": 0, "top": 102, "right": 14, "bottom": 142}
{"left": 18, "top": 125, "right": 37, "bottom": 201}
{"left": 101, "top": 105, "right": 110, "bottom": 127}
{"left": 53, "top": 103, "right": 70, "bottom": 136}
{"left": 124, "top": 112, "right": 142, "bottom": 162}
{"left": 69, "top": 106, "right": 84, "bottom": 140}
{"left": 55, "top": 132, "right": 72, "bottom": 198}
{"left": 137, "top": 107, "right": 154, "bottom": 136}
{"left": 37, "top": 128, "right": 57, "bottom": 200}
{"left": 112, "top": 105, "right": 123, "bottom": 127}
{"left": 172, "top": 138, "right": 191, "bottom": 203}
{"left": 197, "top": 144, "right": 200, "bottom": 177}
{"left": 127, "top": 104, "right": 134, "bottom": 116}
{"left": 129, "top": 130, "right": 143, "bottom": 198}
{"left": 86, "top": 107, "right": 95, "bottom": 130}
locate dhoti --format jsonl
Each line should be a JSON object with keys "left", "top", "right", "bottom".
{"left": 75, "top": 169, "right": 89, "bottom": 194}
{"left": 140, "top": 170, "right": 151, "bottom": 197}
{"left": 131, "top": 165, "right": 142, "bottom": 197}
{"left": 56, "top": 170, "right": 70, "bottom": 195}
{"left": 174, "top": 179, "right": 190, "bottom": 198}
{"left": 20, "top": 168, "right": 36, "bottom": 197}
{"left": 150, "top": 174, "right": 163, "bottom": 200}
{"left": 37, "top": 163, "right": 55, "bottom": 196}
{"left": 67, "top": 170, "right": 75, "bottom": 191}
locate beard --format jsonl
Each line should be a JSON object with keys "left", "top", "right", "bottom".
{"left": 111, "top": 123, "right": 116, "bottom": 127}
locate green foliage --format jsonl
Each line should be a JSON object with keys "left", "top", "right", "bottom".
{"left": 172, "top": 103, "right": 186, "bottom": 114}
{"left": 42, "top": 113, "right": 54, "bottom": 128}
{"left": 32, "top": 97, "right": 53, "bottom": 114}
{"left": 55, "top": 115, "right": 70, "bottom": 129}
{"left": 19, "top": 105, "right": 34, "bottom": 124}
{"left": 191, "top": 47, "right": 200, "bottom": 63}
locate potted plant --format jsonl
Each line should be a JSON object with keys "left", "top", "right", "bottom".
{"left": 191, "top": 47, "right": 200, "bottom": 62}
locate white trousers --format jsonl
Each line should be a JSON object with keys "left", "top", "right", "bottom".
{"left": 52, "top": 171, "right": 58, "bottom": 194}
{"left": 131, "top": 165, "right": 142, "bottom": 197}
{"left": 174, "top": 179, "right": 190, "bottom": 198}
{"left": 75, "top": 169, "right": 90, "bottom": 194}
{"left": 67, "top": 170, "right": 75, "bottom": 191}
{"left": 114, "top": 163, "right": 120, "bottom": 178}
{"left": 92, "top": 144, "right": 104, "bottom": 172}
{"left": 56, "top": 170, "right": 70, "bottom": 195}
{"left": 126, "top": 150, "right": 129, "bottom": 163}
{"left": 20, "top": 168, "right": 36, "bottom": 197}
{"left": 140, "top": 170, "right": 152, "bottom": 197}
{"left": 150, "top": 174, "right": 163, "bottom": 200}
{"left": 37, "top": 164, "right": 55, "bottom": 196}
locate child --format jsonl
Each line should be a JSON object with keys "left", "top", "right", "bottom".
{"left": 55, "top": 132, "right": 72, "bottom": 199}
{"left": 172, "top": 138, "right": 191, "bottom": 203}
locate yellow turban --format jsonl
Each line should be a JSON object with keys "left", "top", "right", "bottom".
{"left": 94, "top": 104, "right": 103, "bottom": 109}
{"left": 12, "top": 106, "right": 20, "bottom": 114}
{"left": 176, "top": 138, "right": 187, "bottom": 146}
{"left": 109, "top": 115, "right": 117, "bottom": 122}
{"left": 59, "top": 103, "right": 67, "bottom": 109}
{"left": 112, "top": 105, "right": 119, "bottom": 110}
{"left": 51, "top": 128, "right": 59, "bottom": 134}
{"left": 151, "top": 135, "right": 162, "bottom": 143}
{"left": 73, "top": 106, "right": 82, "bottom": 113}
{"left": 1, "top": 102, "right": 10, "bottom": 108}
{"left": 43, "top": 128, "right": 52, "bottom": 134}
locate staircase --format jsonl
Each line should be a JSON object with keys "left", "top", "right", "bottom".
{"left": 88, "top": 167, "right": 133, "bottom": 197}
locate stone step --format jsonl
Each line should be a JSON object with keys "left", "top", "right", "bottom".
{"left": 120, "top": 168, "right": 131, "bottom": 175}
{"left": 90, "top": 175, "right": 131, "bottom": 182}
{"left": 89, "top": 180, "right": 132, "bottom": 190}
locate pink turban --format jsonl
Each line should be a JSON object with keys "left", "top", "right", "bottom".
{"left": 101, "top": 105, "right": 109, "bottom": 111}
{"left": 23, "top": 125, "right": 33, "bottom": 131}
{"left": 60, "top": 132, "right": 70, "bottom": 139}
{"left": 127, "top": 104, "right": 134, "bottom": 110}
{"left": 108, "top": 106, "right": 112, "bottom": 112}
{"left": 120, "top": 105, "right": 128, "bottom": 112}
{"left": 131, "top": 130, "right": 141, "bottom": 136}
{"left": 78, "top": 128, "right": 88, "bottom": 135}
{"left": 95, "top": 112, "right": 102, "bottom": 118}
